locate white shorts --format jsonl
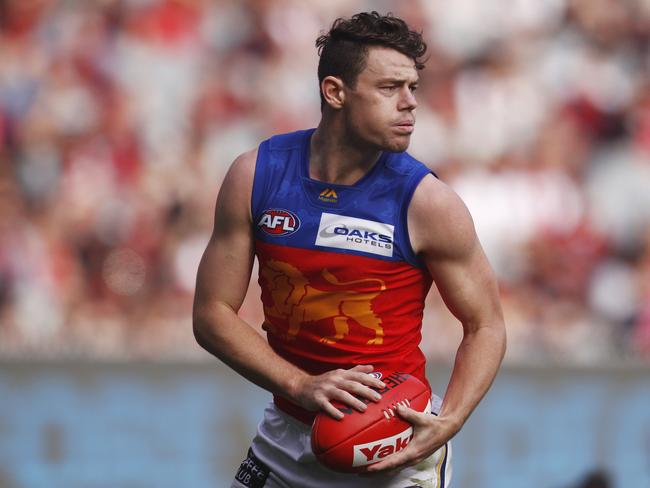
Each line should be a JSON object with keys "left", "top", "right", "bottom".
{"left": 232, "top": 398, "right": 452, "bottom": 488}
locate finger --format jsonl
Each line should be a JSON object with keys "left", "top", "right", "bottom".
{"left": 365, "top": 448, "right": 417, "bottom": 473}
{"left": 332, "top": 389, "right": 369, "bottom": 412}
{"left": 365, "top": 406, "right": 421, "bottom": 472}
{"left": 395, "top": 404, "right": 428, "bottom": 425}
{"left": 319, "top": 399, "right": 344, "bottom": 420}
{"left": 340, "top": 380, "right": 382, "bottom": 403}
{"left": 367, "top": 451, "right": 410, "bottom": 474}
{"left": 347, "top": 371, "right": 386, "bottom": 390}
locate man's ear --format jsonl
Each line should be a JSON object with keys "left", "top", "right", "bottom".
{"left": 321, "top": 76, "right": 346, "bottom": 109}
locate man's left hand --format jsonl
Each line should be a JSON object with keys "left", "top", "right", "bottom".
{"left": 364, "top": 403, "right": 458, "bottom": 474}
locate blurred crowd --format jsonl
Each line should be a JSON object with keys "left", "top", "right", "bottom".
{"left": 1, "top": 0, "right": 649, "bottom": 363}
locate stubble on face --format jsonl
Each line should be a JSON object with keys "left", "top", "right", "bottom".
{"left": 344, "top": 47, "right": 419, "bottom": 153}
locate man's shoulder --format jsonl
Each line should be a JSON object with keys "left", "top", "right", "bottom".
{"left": 230, "top": 147, "right": 258, "bottom": 173}
{"left": 408, "top": 173, "right": 477, "bottom": 259}
{"left": 265, "top": 128, "right": 314, "bottom": 152}
{"left": 385, "top": 150, "right": 436, "bottom": 178}
{"left": 410, "top": 173, "right": 468, "bottom": 221}
{"left": 221, "top": 147, "right": 258, "bottom": 198}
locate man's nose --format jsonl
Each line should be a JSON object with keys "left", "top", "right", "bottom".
{"left": 398, "top": 86, "right": 417, "bottom": 110}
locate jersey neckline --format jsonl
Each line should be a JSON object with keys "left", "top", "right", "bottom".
{"left": 299, "top": 128, "right": 391, "bottom": 191}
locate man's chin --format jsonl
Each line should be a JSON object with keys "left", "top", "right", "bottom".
{"left": 383, "top": 138, "right": 410, "bottom": 153}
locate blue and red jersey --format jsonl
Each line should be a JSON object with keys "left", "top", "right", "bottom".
{"left": 252, "top": 128, "right": 434, "bottom": 423}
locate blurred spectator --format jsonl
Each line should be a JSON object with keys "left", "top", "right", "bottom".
{"left": 1, "top": 0, "right": 650, "bottom": 363}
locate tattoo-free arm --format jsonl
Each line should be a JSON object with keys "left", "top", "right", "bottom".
{"left": 192, "top": 150, "right": 385, "bottom": 419}
{"left": 367, "top": 174, "right": 506, "bottom": 472}
{"left": 192, "top": 149, "right": 306, "bottom": 400}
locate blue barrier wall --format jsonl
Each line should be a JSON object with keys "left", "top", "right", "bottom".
{"left": 1, "top": 362, "right": 649, "bottom": 488}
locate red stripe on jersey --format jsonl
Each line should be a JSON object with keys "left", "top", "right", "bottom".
{"left": 255, "top": 240, "right": 433, "bottom": 423}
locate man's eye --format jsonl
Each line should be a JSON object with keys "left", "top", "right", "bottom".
{"left": 410, "top": 85, "right": 418, "bottom": 92}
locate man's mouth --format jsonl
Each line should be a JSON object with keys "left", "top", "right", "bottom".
{"left": 394, "top": 121, "right": 415, "bottom": 133}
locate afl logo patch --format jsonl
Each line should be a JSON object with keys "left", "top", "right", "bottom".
{"left": 257, "top": 209, "right": 300, "bottom": 236}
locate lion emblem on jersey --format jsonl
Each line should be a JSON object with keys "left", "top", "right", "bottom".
{"left": 261, "top": 259, "right": 386, "bottom": 345}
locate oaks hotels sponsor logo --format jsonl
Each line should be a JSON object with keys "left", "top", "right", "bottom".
{"left": 315, "top": 213, "right": 394, "bottom": 257}
{"left": 257, "top": 209, "right": 300, "bottom": 236}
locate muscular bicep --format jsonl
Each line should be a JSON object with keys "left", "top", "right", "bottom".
{"left": 194, "top": 150, "right": 257, "bottom": 316}
{"left": 408, "top": 175, "right": 503, "bottom": 331}
{"left": 427, "top": 233, "right": 502, "bottom": 330}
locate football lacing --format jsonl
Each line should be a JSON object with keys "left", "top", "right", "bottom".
{"left": 382, "top": 398, "right": 411, "bottom": 420}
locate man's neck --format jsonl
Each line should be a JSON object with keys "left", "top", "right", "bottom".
{"left": 309, "top": 119, "right": 382, "bottom": 186}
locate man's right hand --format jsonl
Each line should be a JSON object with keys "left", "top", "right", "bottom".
{"left": 290, "top": 365, "right": 386, "bottom": 420}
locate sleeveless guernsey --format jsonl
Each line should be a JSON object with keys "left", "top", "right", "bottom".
{"left": 252, "top": 128, "right": 434, "bottom": 424}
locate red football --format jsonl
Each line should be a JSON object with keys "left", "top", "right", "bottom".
{"left": 311, "top": 371, "right": 431, "bottom": 473}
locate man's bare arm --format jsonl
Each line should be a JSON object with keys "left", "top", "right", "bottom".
{"left": 367, "top": 174, "right": 506, "bottom": 472}
{"left": 192, "top": 150, "right": 385, "bottom": 419}
{"left": 415, "top": 175, "right": 506, "bottom": 431}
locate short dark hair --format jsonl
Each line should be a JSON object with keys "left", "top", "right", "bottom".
{"left": 315, "top": 11, "right": 427, "bottom": 108}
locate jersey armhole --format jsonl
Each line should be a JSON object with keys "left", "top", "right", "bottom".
{"left": 250, "top": 139, "right": 271, "bottom": 221}
{"left": 398, "top": 167, "right": 437, "bottom": 268}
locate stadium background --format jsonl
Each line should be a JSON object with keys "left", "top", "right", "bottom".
{"left": 1, "top": 0, "right": 650, "bottom": 487}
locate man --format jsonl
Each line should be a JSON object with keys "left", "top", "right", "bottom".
{"left": 193, "top": 11, "right": 506, "bottom": 488}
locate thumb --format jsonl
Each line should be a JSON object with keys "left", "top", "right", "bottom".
{"left": 396, "top": 403, "right": 426, "bottom": 425}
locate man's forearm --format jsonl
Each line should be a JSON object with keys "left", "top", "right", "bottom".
{"left": 438, "top": 322, "right": 506, "bottom": 433}
{"left": 193, "top": 302, "right": 307, "bottom": 402}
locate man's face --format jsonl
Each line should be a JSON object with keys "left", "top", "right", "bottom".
{"left": 342, "top": 46, "right": 419, "bottom": 153}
